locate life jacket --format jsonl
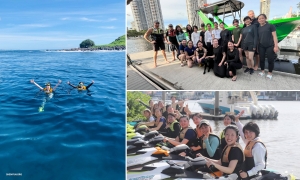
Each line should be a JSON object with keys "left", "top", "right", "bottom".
{"left": 197, "top": 48, "right": 205, "bottom": 59}
{"left": 43, "top": 87, "right": 53, "bottom": 94}
{"left": 244, "top": 140, "right": 267, "bottom": 176}
{"left": 77, "top": 86, "right": 87, "bottom": 90}
{"left": 167, "top": 29, "right": 176, "bottom": 37}
{"left": 221, "top": 142, "right": 245, "bottom": 175}
{"left": 169, "top": 121, "right": 180, "bottom": 131}
{"left": 179, "top": 126, "right": 196, "bottom": 147}
{"left": 150, "top": 28, "right": 164, "bottom": 42}
{"left": 199, "top": 134, "right": 221, "bottom": 160}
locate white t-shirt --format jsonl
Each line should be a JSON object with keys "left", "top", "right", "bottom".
{"left": 204, "top": 30, "right": 213, "bottom": 44}
{"left": 191, "top": 32, "right": 200, "bottom": 47}
{"left": 212, "top": 29, "right": 221, "bottom": 39}
{"left": 149, "top": 116, "right": 155, "bottom": 122}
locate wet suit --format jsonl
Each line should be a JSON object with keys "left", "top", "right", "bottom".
{"left": 68, "top": 82, "right": 94, "bottom": 90}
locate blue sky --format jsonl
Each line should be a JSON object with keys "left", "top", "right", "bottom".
{"left": 0, "top": 0, "right": 125, "bottom": 50}
{"left": 127, "top": 0, "right": 300, "bottom": 29}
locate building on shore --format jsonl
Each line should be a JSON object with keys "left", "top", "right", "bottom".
{"left": 260, "top": 0, "right": 270, "bottom": 19}
{"left": 130, "top": 0, "right": 164, "bottom": 32}
{"left": 130, "top": 21, "right": 137, "bottom": 31}
{"left": 186, "top": 0, "right": 207, "bottom": 28}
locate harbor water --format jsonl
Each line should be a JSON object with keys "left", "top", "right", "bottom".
{"left": 186, "top": 100, "right": 300, "bottom": 176}
{"left": 0, "top": 50, "right": 125, "bottom": 179}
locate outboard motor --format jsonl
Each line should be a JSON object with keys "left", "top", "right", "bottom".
{"left": 262, "top": 105, "right": 270, "bottom": 119}
{"left": 250, "top": 105, "right": 261, "bottom": 119}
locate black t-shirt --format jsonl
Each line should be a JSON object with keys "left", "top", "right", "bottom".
{"left": 197, "top": 48, "right": 205, "bottom": 59}
{"left": 241, "top": 25, "right": 258, "bottom": 47}
{"left": 166, "top": 29, "right": 178, "bottom": 44}
{"left": 221, "top": 147, "right": 244, "bottom": 174}
{"left": 220, "top": 29, "right": 232, "bottom": 45}
{"left": 251, "top": 18, "right": 259, "bottom": 27}
{"left": 258, "top": 23, "right": 276, "bottom": 48}
{"left": 213, "top": 45, "right": 224, "bottom": 63}
{"left": 226, "top": 48, "right": 241, "bottom": 63}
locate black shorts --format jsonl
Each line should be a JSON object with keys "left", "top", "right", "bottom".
{"left": 170, "top": 44, "right": 178, "bottom": 51}
{"left": 153, "top": 42, "right": 165, "bottom": 51}
{"left": 242, "top": 44, "right": 255, "bottom": 52}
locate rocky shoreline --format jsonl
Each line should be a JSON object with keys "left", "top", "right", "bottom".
{"left": 46, "top": 46, "right": 126, "bottom": 52}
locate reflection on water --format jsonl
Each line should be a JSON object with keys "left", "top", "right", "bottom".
{"left": 127, "top": 38, "right": 300, "bottom": 75}
{"left": 186, "top": 100, "right": 300, "bottom": 176}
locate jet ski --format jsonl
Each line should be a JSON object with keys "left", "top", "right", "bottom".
{"left": 127, "top": 157, "right": 239, "bottom": 180}
{"left": 127, "top": 144, "right": 194, "bottom": 169}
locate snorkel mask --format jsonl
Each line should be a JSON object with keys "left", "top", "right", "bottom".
{"left": 78, "top": 82, "right": 84, "bottom": 88}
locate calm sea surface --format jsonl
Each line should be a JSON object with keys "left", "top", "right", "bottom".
{"left": 0, "top": 50, "right": 125, "bottom": 179}
{"left": 186, "top": 100, "right": 300, "bottom": 176}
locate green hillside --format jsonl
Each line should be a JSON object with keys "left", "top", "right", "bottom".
{"left": 94, "top": 35, "right": 125, "bottom": 49}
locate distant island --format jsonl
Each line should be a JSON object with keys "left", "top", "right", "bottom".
{"left": 47, "top": 35, "right": 125, "bottom": 52}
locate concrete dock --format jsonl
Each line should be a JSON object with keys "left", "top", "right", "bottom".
{"left": 127, "top": 50, "right": 300, "bottom": 90}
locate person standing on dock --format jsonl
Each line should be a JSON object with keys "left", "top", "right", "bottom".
{"left": 232, "top": 19, "right": 243, "bottom": 62}
{"left": 144, "top": 20, "right": 169, "bottom": 68}
{"left": 248, "top": 10, "right": 260, "bottom": 71}
{"left": 241, "top": 16, "right": 258, "bottom": 75}
{"left": 191, "top": 26, "right": 200, "bottom": 48}
{"left": 204, "top": 23, "right": 213, "bottom": 56}
{"left": 200, "top": 23, "right": 206, "bottom": 48}
{"left": 165, "top": 24, "right": 179, "bottom": 61}
{"left": 257, "top": 14, "right": 278, "bottom": 80}
{"left": 212, "top": 22, "right": 222, "bottom": 45}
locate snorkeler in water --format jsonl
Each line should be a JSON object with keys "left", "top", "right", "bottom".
{"left": 30, "top": 79, "right": 62, "bottom": 112}
{"left": 30, "top": 79, "right": 62, "bottom": 93}
{"left": 67, "top": 80, "right": 94, "bottom": 90}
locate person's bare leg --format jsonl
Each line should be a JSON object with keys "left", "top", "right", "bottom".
{"left": 238, "top": 48, "right": 243, "bottom": 63}
{"left": 161, "top": 50, "right": 169, "bottom": 63}
{"left": 254, "top": 54, "right": 259, "bottom": 70}
{"left": 245, "top": 51, "right": 250, "bottom": 68}
{"left": 248, "top": 51, "right": 254, "bottom": 68}
{"left": 187, "top": 59, "right": 193, "bottom": 68}
{"left": 171, "top": 51, "right": 175, "bottom": 61}
{"left": 180, "top": 55, "right": 186, "bottom": 66}
{"left": 153, "top": 51, "right": 158, "bottom": 68}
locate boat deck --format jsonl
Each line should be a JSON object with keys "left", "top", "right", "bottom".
{"left": 128, "top": 50, "right": 300, "bottom": 90}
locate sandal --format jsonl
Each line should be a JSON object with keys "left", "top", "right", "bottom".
{"left": 258, "top": 72, "right": 265, "bottom": 77}
{"left": 232, "top": 77, "right": 237, "bottom": 81}
{"left": 181, "top": 63, "right": 184, "bottom": 67}
{"left": 266, "top": 74, "right": 272, "bottom": 80}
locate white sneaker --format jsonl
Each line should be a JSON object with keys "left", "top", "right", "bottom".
{"left": 266, "top": 74, "right": 272, "bottom": 80}
{"left": 258, "top": 72, "right": 265, "bottom": 77}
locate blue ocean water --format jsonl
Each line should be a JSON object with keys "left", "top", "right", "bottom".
{"left": 0, "top": 50, "right": 125, "bottom": 179}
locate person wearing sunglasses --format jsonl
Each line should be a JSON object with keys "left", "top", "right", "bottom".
{"left": 67, "top": 80, "right": 94, "bottom": 90}
{"left": 30, "top": 79, "right": 62, "bottom": 94}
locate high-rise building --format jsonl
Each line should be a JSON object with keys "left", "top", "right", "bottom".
{"left": 131, "top": 21, "right": 137, "bottom": 30}
{"left": 130, "top": 0, "right": 164, "bottom": 32}
{"left": 186, "top": 0, "right": 207, "bottom": 28}
{"left": 260, "top": 0, "right": 270, "bottom": 19}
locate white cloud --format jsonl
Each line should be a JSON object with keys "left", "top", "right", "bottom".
{"left": 108, "top": 18, "right": 117, "bottom": 21}
{"left": 99, "top": 26, "right": 115, "bottom": 29}
{"left": 61, "top": 17, "right": 70, "bottom": 21}
{"left": 19, "top": 24, "right": 51, "bottom": 28}
{"left": 80, "top": 17, "right": 99, "bottom": 22}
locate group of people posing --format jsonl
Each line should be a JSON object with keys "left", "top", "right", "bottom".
{"left": 144, "top": 10, "right": 278, "bottom": 81}
{"left": 135, "top": 96, "right": 267, "bottom": 179}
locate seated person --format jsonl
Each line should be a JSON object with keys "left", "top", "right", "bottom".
{"left": 204, "top": 125, "right": 245, "bottom": 177}
{"left": 164, "top": 113, "right": 181, "bottom": 138}
{"left": 235, "top": 110, "right": 267, "bottom": 179}
{"left": 67, "top": 80, "right": 94, "bottom": 90}
{"left": 163, "top": 115, "right": 196, "bottom": 147}
{"left": 30, "top": 79, "right": 61, "bottom": 94}
{"left": 219, "top": 114, "right": 238, "bottom": 151}
{"left": 136, "top": 108, "right": 166, "bottom": 134}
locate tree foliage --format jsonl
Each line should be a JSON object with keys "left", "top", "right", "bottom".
{"left": 79, "top": 39, "right": 95, "bottom": 48}
{"left": 127, "top": 91, "right": 151, "bottom": 122}
{"left": 127, "top": 30, "right": 147, "bottom": 37}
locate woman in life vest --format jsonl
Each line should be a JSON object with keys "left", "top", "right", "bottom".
{"left": 138, "top": 108, "right": 167, "bottom": 134}
{"left": 67, "top": 80, "right": 94, "bottom": 90}
{"left": 235, "top": 110, "right": 267, "bottom": 179}
{"left": 219, "top": 114, "right": 237, "bottom": 151}
{"left": 205, "top": 125, "right": 245, "bottom": 176}
{"left": 164, "top": 113, "right": 181, "bottom": 138}
{"left": 163, "top": 115, "right": 196, "bottom": 147}
{"left": 30, "top": 79, "right": 61, "bottom": 94}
